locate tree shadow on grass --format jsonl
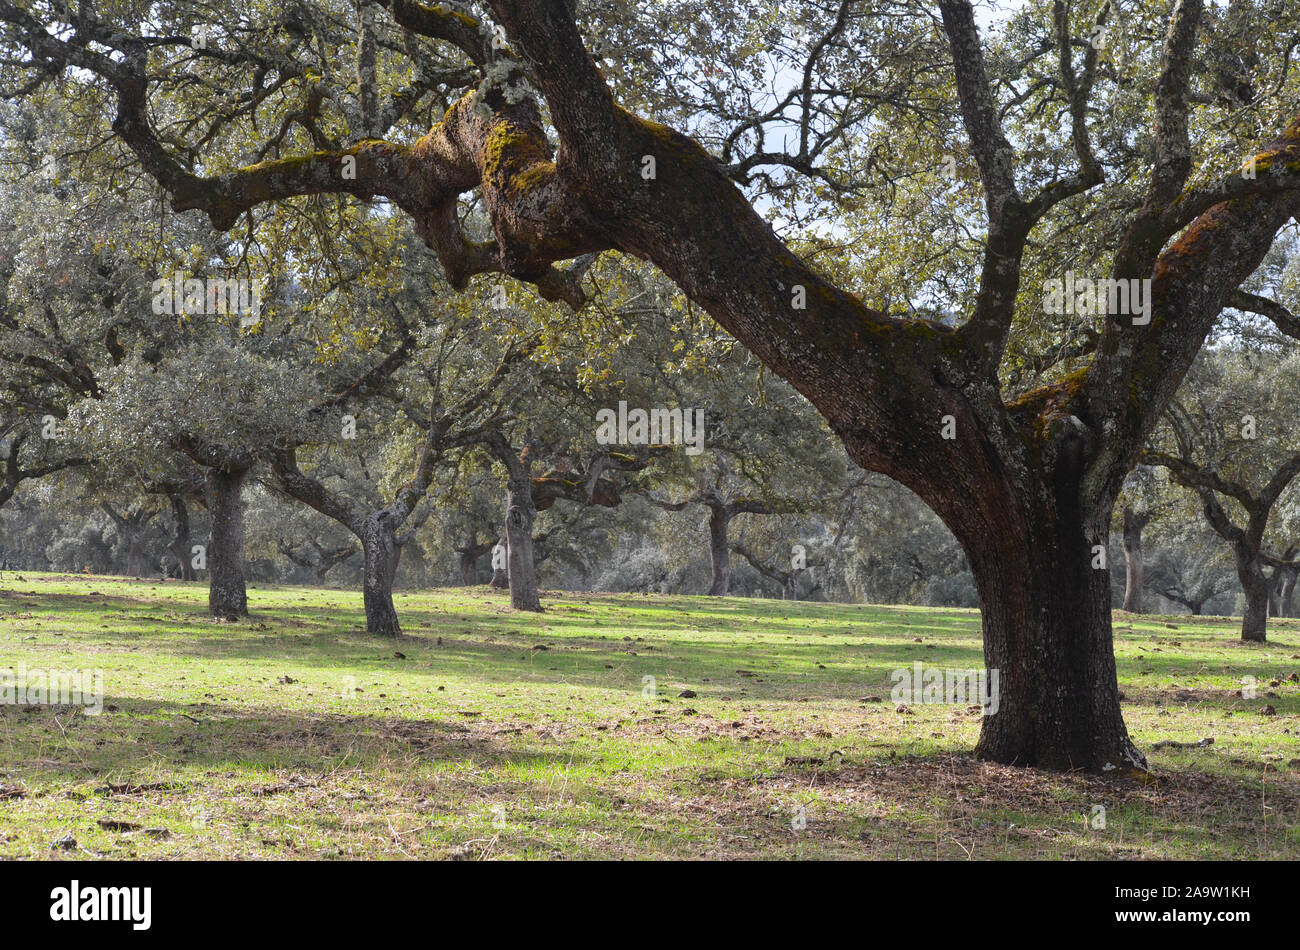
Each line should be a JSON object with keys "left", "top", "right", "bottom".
{"left": 755, "top": 751, "right": 1300, "bottom": 859}
{"left": 0, "top": 696, "right": 592, "bottom": 788}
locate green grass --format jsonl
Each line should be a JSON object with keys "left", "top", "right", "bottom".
{"left": 0, "top": 571, "right": 1297, "bottom": 859}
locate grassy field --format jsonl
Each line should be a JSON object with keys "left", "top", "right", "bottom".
{"left": 0, "top": 571, "right": 1297, "bottom": 860}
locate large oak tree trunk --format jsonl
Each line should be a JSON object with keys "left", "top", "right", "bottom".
{"left": 706, "top": 505, "right": 731, "bottom": 596}
{"left": 504, "top": 480, "right": 542, "bottom": 611}
{"left": 962, "top": 503, "right": 1145, "bottom": 772}
{"left": 205, "top": 467, "right": 248, "bottom": 619}
{"left": 361, "top": 513, "right": 402, "bottom": 636}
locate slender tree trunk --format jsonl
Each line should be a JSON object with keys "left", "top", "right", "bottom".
{"left": 504, "top": 478, "right": 542, "bottom": 611}
{"left": 1280, "top": 567, "right": 1298, "bottom": 618}
{"left": 1121, "top": 507, "right": 1147, "bottom": 613}
{"left": 205, "top": 467, "right": 248, "bottom": 619}
{"left": 360, "top": 512, "right": 402, "bottom": 636}
{"left": 706, "top": 505, "right": 731, "bottom": 596}
{"left": 167, "top": 495, "right": 195, "bottom": 581}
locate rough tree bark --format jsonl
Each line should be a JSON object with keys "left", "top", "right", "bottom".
{"left": 167, "top": 438, "right": 254, "bottom": 619}
{"left": 205, "top": 466, "right": 249, "bottom": 619}
{"left": 360, "top": 511, "right": 403, "bottom": 637}
{"left": 504, "top": 478, "right": 541, "bottom": 612}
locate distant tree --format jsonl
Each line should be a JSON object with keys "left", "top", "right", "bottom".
{"left": 1146, "top": 349, "right": 1300, "bottom": 640}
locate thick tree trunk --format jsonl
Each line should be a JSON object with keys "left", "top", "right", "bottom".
{"left": 205, "top": 467, "right": 248, "bottom": 619}
{"left": 504, "top": 481, "right": 542, "bottom": 611}
{"left": 963, "top": 510, "right": 1145, "bottom": 772}
{"left": 1238, "top": 560, "right": 1270, "bottom": 643}
{"left": 360, "top": 513, "right": 402, "bottom": 636}
{"left": 706, "top": 505, "right": 731, "bottom": 596}
{"left": 1120, "top": 507, "right": 1147, "bottom": 613}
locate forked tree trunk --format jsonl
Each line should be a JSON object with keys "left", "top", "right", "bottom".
{"left": 706, "top": 505, "right": 731, "bottom": 596}
{"left": 205, "top": 467, "right": 248, "bottom": 619}
{"left": 360, "top": 513, "right": 402, "bottom": 636}
{"left": 1121, "top": 507, "right": 1148, "bottom": 613}
{"left": 504, "top": 481, "right": 542, "bottom": 611}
